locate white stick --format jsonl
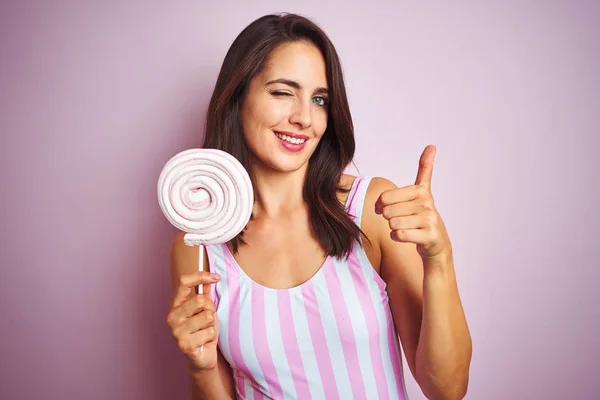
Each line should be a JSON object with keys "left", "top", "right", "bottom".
{"left": 199, "top": 244, "right": 204, "bottom": 353}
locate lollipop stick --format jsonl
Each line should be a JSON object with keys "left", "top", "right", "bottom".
{"left": 199, "top": 243, "right": 204, "bottom": 353}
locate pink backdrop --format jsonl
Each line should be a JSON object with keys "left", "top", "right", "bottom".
{"left": 1, "top": 1, "right": 598, "bottom": 399}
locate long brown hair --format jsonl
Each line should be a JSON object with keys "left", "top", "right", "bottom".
{"left": 202, "top": 13, "right": 365, "bottom": 258}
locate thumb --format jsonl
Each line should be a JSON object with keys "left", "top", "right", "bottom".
{"left": 415, "top": 145, "right": 436, "bottom": 189}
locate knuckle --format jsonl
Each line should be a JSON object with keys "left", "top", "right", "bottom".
{"left": 426, "top": 212, "right": 437, "bottom": 226}
{"left": 195, "top": 295, "right": 205, "bottom": 307}
{"left": 382, "top": 206, "right": 393, "bottom": 220}
{"left": 171, "top": 324, "right": 183, "bottom": 338}
{"left": 208, "top": 326, "right": 217, "bottom": 338}
{"left": 380, "top": 191, "right": 392, "bottom": 205}
{"left": 203, "top": 296, "right": 215, "bottom": 308}
{"left": 178, "top": 274, "right": 187, "bottom": 287}
{"left": 204, "top": 305, "right": 215, "bottom": 315}
{"left": 207, "top": 301, "right": 216, "bottom": 312}
{"left": 423, "top": 214, "right": 433, "bottom": 228}
{"left": 421, "top": 200, "right": 433, "bottom": 211}
{"left": 177, "top": 339, "right": 189, "bottom": 353}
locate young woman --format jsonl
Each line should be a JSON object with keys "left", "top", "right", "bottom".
{"left": 166, "top": 13, "right": 472, "bottom": 400}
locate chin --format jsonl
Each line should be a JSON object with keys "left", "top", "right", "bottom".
{"left": 269, "top": 159, "right": 309, "bottom": 173}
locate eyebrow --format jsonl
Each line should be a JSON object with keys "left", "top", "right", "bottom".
{"left": 266, "top": 78, "right": 329, "bottom": 95}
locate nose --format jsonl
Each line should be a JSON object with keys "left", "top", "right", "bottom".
{"left": 289, "top": 99, "right": 312, "bottom": 129}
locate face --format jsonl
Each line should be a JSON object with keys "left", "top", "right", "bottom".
{"left": 240, "top": 40, "right": 329, "bottom": 173}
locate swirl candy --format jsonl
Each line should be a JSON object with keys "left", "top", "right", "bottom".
{"left": 157, "top": 148, "right": 254, "bottom": 247}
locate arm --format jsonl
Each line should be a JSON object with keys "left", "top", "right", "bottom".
{"left": 367, "top": 176, "right": 472, "bottom": 400}
{"left": 187, "top": 356, "right": 236, "bottom": 400}
{"left": 169, "top": 231, "right": 236, "bottom": 399}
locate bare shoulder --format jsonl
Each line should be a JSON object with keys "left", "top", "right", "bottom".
{"left": 169, "top": 231, "right": 204, "bottom": 294}
{"left": 339, "top": 173, "right": 357, "bottom": 190}
{"left": 365, "top": 176, "right": 398, "bottom": 201}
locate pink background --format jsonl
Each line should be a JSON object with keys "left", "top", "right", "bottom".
{"left": 1, "top": 1, "right": 598, "bottom": 399}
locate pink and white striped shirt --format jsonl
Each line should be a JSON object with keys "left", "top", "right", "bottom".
{"left": 204, "top": 176, "right": 409, "bottom": 399}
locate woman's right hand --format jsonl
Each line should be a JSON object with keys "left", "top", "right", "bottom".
{"left": 166, "top": 271, "right": 221, "bottom": 371}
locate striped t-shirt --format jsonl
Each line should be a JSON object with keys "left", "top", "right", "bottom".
{"left": 204, "top": 176, "right": 409, "bottom": 399}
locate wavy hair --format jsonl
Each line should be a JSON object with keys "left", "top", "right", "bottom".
{"left": 202, "top": 13, "right": 365, "bottom": 258}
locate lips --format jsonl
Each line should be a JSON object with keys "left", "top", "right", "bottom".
{"left": 274, "top": 131, "right": 308, "bottom": 152}
{"left": 274, "top": 131, "right": 309, "bottom": 140}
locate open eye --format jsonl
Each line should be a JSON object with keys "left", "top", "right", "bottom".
{"left": 312, "top": 96, "right": 328, "bottom": 107}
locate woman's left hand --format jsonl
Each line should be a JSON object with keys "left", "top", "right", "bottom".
{"left": 374, "top": 145, "right": 452, "bottom": 261}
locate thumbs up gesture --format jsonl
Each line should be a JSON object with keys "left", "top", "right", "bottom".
{"left": 374, "top": 145, "right": 451, "bottom": 260}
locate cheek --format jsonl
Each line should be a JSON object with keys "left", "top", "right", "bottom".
{"left": 314, "top": 110, "right": 328, "bottom": 137}
{"left": 245, "top": 98, "right": 287, "bottom": 133}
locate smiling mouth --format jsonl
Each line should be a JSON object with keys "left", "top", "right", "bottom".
{"left": 274, "top": 132, "right": 308, "bottom": 145}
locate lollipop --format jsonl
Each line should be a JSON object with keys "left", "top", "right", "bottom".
{"left": 157, "top": 148, "right": 253, "bottom": 351}
{"left": 158, "top": 148, "right": 253, "bottom": 246}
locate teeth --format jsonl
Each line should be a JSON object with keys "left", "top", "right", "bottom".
{"left": 276, "top": 133, "right": 306, "bottom": 144}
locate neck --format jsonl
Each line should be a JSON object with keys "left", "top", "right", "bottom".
{"left": 249, "top": 160, "right": 308, "bottom": 219}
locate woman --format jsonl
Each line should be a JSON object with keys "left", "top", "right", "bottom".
{"left": 166, "top": 13, "right": 471, "bottom": 400}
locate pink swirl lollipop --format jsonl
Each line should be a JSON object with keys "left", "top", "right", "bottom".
{"left": 158, "top": 148, "right": 253, "bottom": 246}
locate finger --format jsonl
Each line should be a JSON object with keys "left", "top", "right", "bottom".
{"left": 380, "top": 201, "right": 422, "bottom": 220}
{"left": 415, "top": 145, "right": 436, "bottom": 189}
{"left": 186, "top": 310, "right": 216, "bottom": 334}
{"left": 170, "top": 284, "right": 193, "bottom": 310}
{"left": 180, "top": 294, "right": 216, "bottom": 318}
{"left": 178, "top": 326, "right": 218, "bottom": 355}
{"left": 375, "top": 185, "right": 420, "bottom": 213}
{"left": 174, "top": 309, "right": 216, "bottom": 337}
{"left": 169, "top": 294, "right": 217, "bottom": 328}
{"left": 172, "top": 271, "right": 220, "bottom": 309}
{"left": 390, "top": 228, "right": 429, "bottom": 245}
{"left": 389, "top": 215, "right": 424, "bottom": 231}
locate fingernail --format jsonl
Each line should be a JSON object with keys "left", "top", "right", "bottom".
{"left": 375, "top": 206, "right": 381, "bottom": 215}
{"left": 210, "top": 273, "right": 221, "bottom": 281}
